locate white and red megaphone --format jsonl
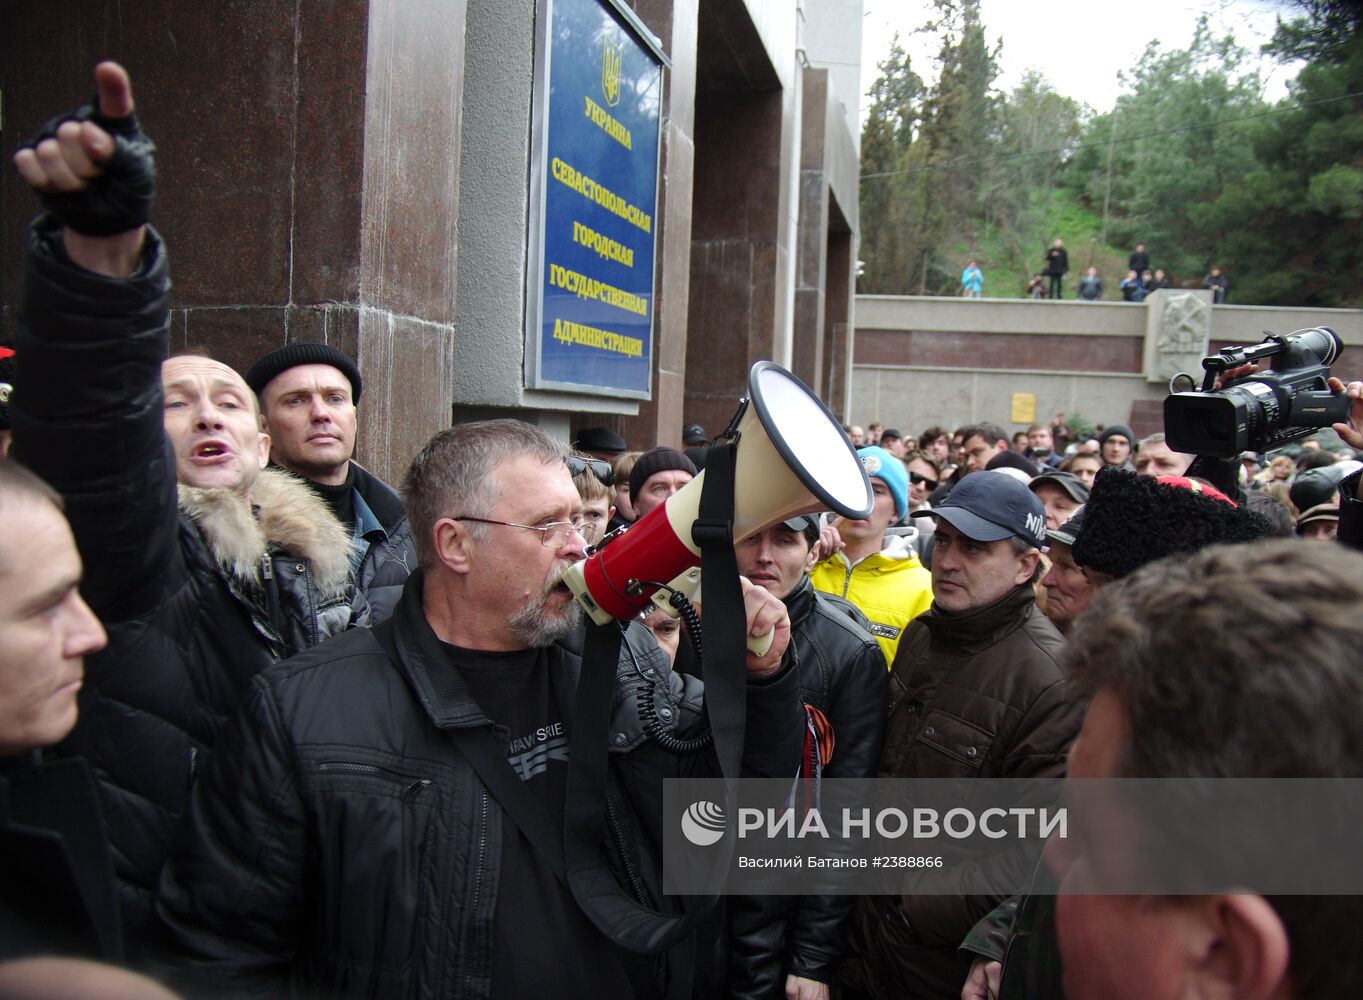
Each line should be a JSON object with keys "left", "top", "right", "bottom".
{"left": 563, "top": 362, "right": 873, "bottom": 628}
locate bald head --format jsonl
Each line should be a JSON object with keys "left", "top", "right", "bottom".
{"left": 160, "top": 356, "right": 269, "bottom": 494}
{"left": 0, "top": 957, "right": 181, "bottom": 1000}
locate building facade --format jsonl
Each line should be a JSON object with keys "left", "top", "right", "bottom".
{"left": 1, "top": 0, "right": 863, "bottom": 482}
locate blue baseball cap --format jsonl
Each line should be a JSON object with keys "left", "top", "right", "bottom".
{"left": 911, "top": 470, "right": 1047, "bottom": 548}
{"left": 856, "top": 446, "right": 908, "bottom": 520}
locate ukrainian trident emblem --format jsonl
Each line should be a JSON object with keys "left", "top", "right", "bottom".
{"left": 601, "top": 40, "right": 622, "bottom": 107}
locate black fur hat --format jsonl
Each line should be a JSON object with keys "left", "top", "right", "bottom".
{"left": 1071, "top": 468, "right": 1271, "bottom": 579}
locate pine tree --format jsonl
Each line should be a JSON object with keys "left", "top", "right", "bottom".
{"left": 858, "top": 2, "right": 1000, "bottom": 295}
{"left": 989, "top": 74, "right": 1082, "bottom": 286}
{"left": 915, "top": 0, "right": 999, "bottom": 293}
{"left": 1198, "top": 2, "right": 1363, "bottom": 305}
{"left": 858, "top": 37, "right": 926, "bottom": 293}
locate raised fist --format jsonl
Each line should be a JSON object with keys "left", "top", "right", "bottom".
{"left": 13, "top": 62, "right": 155, "bottom": 236}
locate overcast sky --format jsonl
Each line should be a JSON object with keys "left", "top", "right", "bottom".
{"left": 858, "top": 0, "right": 1303, "bottom": 123}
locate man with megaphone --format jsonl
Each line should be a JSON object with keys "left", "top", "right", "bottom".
{"left": 157, "top": 418, "right": 810, "bottom": 999}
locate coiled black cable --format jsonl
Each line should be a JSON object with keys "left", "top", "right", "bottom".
{"left": 668, "top": 587, "right": 704, "bottom": 661}
{"left": 627, "top": 583, "right": 712, "bottom": 755}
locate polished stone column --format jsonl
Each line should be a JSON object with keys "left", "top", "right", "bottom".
{"left": 824, "top": 227, "right": 854, "bottom": 417}
{"left": 792, "top": 69, "right": 831, "bottom": 397}
{"left": 1, "top": 0, "right": 465, "bottom": 485}
{"left": 613, "top": 0, "right": 700, "bottom": 453}
{"left": 682, "top": 0, "right": 797, "bottom": 443}
{"left": 685, "top": 86, "right": 789, "bottom": 440}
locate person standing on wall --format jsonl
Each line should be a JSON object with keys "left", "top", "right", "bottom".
{"left": 1043, "top": 238, "right": 1068, "bottom": 300}
{"left": 961, "top": 260, "right": 983, "bottom": 298}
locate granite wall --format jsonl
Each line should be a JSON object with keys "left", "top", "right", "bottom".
{"left": 3, "top": 0, "right": 862, "bottom": 469}
{"left": 1, "top": 0, "right": 464, "bottom": 485}
{"left": 851, "top": 294, "right": 1363, "bottom": 437}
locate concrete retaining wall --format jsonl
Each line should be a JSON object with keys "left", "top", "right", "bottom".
{"left": 851, "top": 293, "right": 1363, "bottom": 436}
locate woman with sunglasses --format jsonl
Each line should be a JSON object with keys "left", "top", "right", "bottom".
{"left": 904, "top": 450, "right": 943, "bottom": 554}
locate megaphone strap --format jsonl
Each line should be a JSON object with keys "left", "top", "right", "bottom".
{"left": 564, "top": 439, "right": 752, "bottom": 956}
{"left": 692, "top": 438, "right": 749, "bottom": 781}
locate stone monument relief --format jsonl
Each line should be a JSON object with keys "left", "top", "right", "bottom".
{"left": 1145, "top": 290, "right": 1212, "bottom": 384}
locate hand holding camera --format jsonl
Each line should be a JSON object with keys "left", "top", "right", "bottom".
{"left": 1328, "top": 377, "right": 1363, "bottom": 451}
{"left": 1164, "top": 327, "right": 1349, "bottom": 458}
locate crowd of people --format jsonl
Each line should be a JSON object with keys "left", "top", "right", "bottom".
{"left": 1006, "top": 239, "right": 1229, "bottom": 303}
{"left": 957, "top": 240, "right": 1232, "bottom": 304}
{"left": 4, "top": 61, "right": 1363, "bottom": 1000}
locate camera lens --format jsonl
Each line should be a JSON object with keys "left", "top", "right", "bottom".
{"left": 1196, "top": 406, "right": 1235, "bottom": 443}
{"left": 1228, "top": 385, "right": 1275, "bottom": 439}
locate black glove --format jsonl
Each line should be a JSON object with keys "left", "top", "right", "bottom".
{"left": 20, "top": 96, "right": 156, "bottom": 236}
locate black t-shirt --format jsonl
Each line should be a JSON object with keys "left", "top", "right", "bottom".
{"left": 441, "top": 642, "right": 635, "bottom": 1000}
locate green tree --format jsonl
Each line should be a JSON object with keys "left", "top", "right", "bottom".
{"left": 858, "top": 37, "right": 927, "bottom": 293}
{"left": 1197, "top": 3, "right": 1363, "bottom": 305}
{"left": 985, "top": 73, "right": 1083, "bottom": 284}
{"left": 914, "top": 0, "right": 1000, "bottom": 293}
{"left": 858, "top": 3, "right": 1006, "bottom": 295}
{"left": 1064, "top": 19, "right": 1266, "bottom": 284}
{"left": 922, "top": 1, "right": 998, "bottom": 216}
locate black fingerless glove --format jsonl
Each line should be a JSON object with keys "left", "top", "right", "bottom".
{"left": 21, "top": 96, "right": 156, "bottom": 235}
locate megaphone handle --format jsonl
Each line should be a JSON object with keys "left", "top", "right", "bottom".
{"left": 747, "top": 628, "right": 775, "bottom": 658}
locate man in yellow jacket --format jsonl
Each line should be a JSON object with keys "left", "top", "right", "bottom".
{"left": 811, "top": 446, "right": 933, "bottom": 665}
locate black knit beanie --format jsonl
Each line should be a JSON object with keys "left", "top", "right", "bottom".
{"left": 629, "top": 447, "right": 697, "bottom": 500}
{"left": 1098, "top": 423, "right": 1134, "bottom": 448}
{"left": 244, "top": 343, "right": 363, "bottom": 403}
{"left": 1071, "top": 468, "right": 1270, "bottom": 579}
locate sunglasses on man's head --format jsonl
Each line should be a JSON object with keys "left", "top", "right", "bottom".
{"left": 565, "top": 455, "right": 614, "bottom": 487}
{"left": 909, "top": 471, "right": 937, "bottom": 488}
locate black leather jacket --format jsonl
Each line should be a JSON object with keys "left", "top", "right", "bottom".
{"left": 348, "top": 462, "right": 417, "bottom": 624}
{"left": 14, "top": 217, "right": 351, "bottom": 949}
{"left": 1339, "top": 469, "right": 1363, "bottom": 552}
{"left": 729, "top": 578, "right": 887, "bottom": 997}
{"left": 156, "top": 571, "right": 802, "bottom": 998}
{"left": 0, "top": 754, "right": 122, "bottom": 962}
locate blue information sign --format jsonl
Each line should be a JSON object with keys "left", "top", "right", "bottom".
{"left": 526, "top": 0, "right": 665, "bottom": 398}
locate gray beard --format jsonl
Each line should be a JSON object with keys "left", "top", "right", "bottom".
{"left": 508, "top": 581, "right": 584, "bottom": 647}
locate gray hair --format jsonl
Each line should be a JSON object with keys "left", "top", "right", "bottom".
{"left": 402, "top": 420, "right": 566, "bottom": 569}
{"left": 1064, "top": 537, "right": 1363, "bottom": 999}
{"left": 1008, "top": 533, "right": 1043, "bottom": 581}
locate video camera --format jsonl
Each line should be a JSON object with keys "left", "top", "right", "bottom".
{"left": 1164, "top": 327, "right": 1349, "bottom": 458}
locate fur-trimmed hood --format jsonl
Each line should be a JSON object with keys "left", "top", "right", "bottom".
{"left": 178, "top": 467, "right": 353, "bottom": 597}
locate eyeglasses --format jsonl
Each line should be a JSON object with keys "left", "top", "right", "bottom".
{"left": 565, "top": 455, "right": 614, "bottom": 487}
{"left": 453, "top": 516, "right": 588, "bottom": 548}
{"left": 909, "top": 471, "right": 938, "bottom": 488}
